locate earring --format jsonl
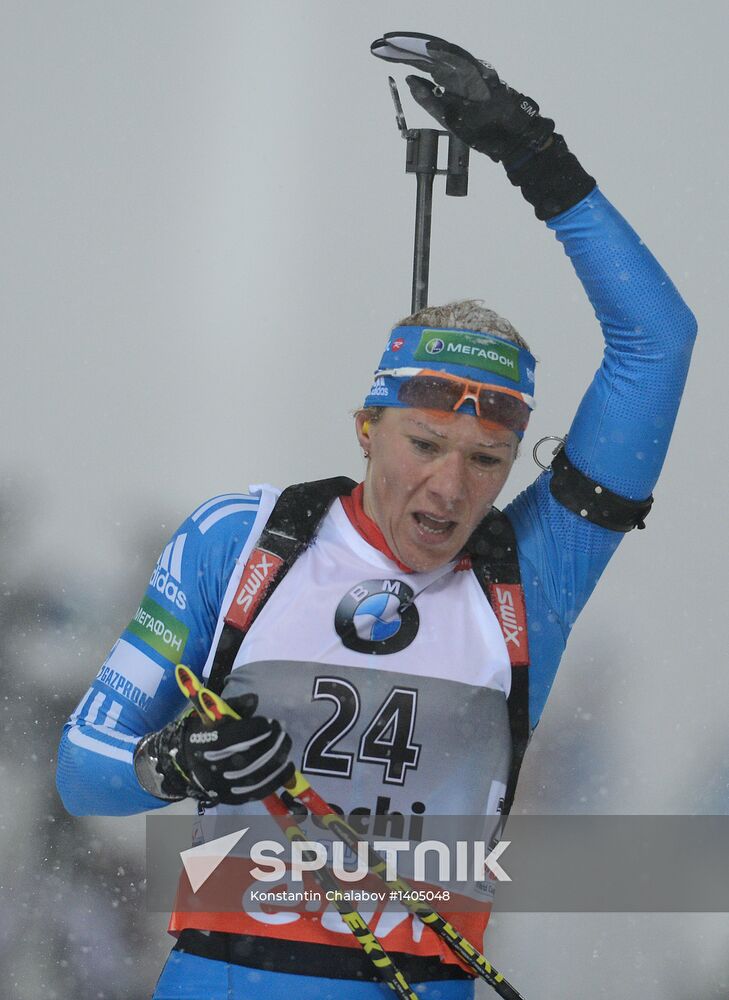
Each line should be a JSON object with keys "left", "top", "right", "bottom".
{"left": 363, "top": 450, "right": 370, "bottom": 459}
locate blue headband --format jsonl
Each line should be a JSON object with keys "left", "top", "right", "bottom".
{"left": 363, "top": 325, "right": 536, "bottom": 434}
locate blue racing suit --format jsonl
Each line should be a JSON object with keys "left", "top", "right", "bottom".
{"left": 56, "top": 188, "right": 697, "bottom": 999}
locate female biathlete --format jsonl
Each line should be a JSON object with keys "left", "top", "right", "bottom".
{"left": 57, "top": 32, "right": 697, "bottom": 1000}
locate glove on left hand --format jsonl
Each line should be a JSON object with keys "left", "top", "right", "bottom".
{"left": 134, "top": 693, "right": 295, "bottom": 806}
{"left": 371, "top": 32, "right": 554, "bottom": 166}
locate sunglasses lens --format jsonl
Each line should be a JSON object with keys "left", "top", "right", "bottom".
{"left": 397, "top": 376, "right": 464, "bottom": 410}
{"left": 397, "top": 376, "right": 530, "bottom": 433}
{"left": 479, "top": 391, "right": 530, "bottom": 434}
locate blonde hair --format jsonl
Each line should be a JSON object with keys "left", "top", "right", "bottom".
{"left": 399, "top": 299, "right": 530, "bottom": 351}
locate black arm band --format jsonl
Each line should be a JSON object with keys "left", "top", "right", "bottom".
{"left": 505, "top": 133, "right": 596, "bottom": 221}
{"left": 549, "top": 446, "right": 653, "bottom": 531}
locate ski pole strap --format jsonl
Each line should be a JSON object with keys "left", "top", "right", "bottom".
{"left": 549, "top": 444, "right": 653, "bottom": 531}
{"left": 207, "top": 477, "right": 356, "bottom": 693}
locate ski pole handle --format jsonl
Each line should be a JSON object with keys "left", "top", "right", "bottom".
{"left": 176, "top": 664, "right": 241, "bottom": 724}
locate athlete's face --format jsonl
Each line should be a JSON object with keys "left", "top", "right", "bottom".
{"left": 356, "top": 408, "right": 518, "bottom": 573}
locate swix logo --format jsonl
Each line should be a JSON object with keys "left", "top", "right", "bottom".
{"left": 496, "top": 587, "right": 520, "bottom": 646}
{"left": 488, "top": 583, "right": 529, "bottom": 667}
{"left": 150, "top": 534, "right": 188, "bottom": 610}
{"left": 225, "top": 549, "right": 284, "bottom": 631}
{"left": 235, "top": 552, "right": 278, "bottom": 611}
{"left": 390, "top": 337, "right": 405, "bottom": 352}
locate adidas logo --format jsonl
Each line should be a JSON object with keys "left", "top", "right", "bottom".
{"left": 189, "top": 730, "right": 219, "bottom": 744}
{"left": 150, "top": 534, "right": 188, "bottom": 610}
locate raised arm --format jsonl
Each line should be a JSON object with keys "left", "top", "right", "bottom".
{"left": 546, "top": 189, "right": 696, "bottom": 497}
{"left": 372, "top": 33, "right": 697, "bottom": 724}
{"left": 506, "top": 186, "right": 696, "bottom": 654}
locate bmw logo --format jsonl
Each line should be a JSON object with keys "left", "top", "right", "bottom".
{"left": 335, "top": 579, "right": 420, "bottom": 655}
{"left": 425, "top": 338, "right": 445, "bottom": 355}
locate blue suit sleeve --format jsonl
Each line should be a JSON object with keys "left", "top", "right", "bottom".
{"left": 548, "top": 188, "right": 697, "bottom": 498}
{"left": 505, "top": 188, "right": 697, "bottom": 723}
{"left": 56, "top": 494, "right": 260, "bottom": 816}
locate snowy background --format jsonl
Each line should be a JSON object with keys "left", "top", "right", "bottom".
{"left": 1, "top": 1, "right": 727, "bottom": 997}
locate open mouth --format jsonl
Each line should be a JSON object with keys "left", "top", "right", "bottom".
{"left": 413, "top": 512, "right": 456, "bottom": 538}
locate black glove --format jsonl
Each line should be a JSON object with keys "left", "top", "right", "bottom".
{"left": 371, "top": 32, "right": 595, "bottom": 220}
{"left": 372, "top": 31, "right": 553, "bottom": 166}
{"left": 133, "top": 693, "right": 295, "bottom": 806}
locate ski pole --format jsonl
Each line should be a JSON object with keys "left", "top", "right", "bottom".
{"left": 261, "top": 794, "right": 418, "bottom": 1000}
{"left": 174, "top": 666, "right": 419, "bottom": 1000}
{"left": 286, "top": 771, "right": 525, "bottom": 1000}
{"left": 409, "top": 126, "right": 438, "bottom": 313}
{"left": 386, "top": 77, "right": 470, "bottom": 312}
{"left": 176, "top": 668, "right": 525, "bottom": 999}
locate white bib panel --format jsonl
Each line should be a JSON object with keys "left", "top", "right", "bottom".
{"left": 220, "top": 497, "right": 513, "bottom": 820}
